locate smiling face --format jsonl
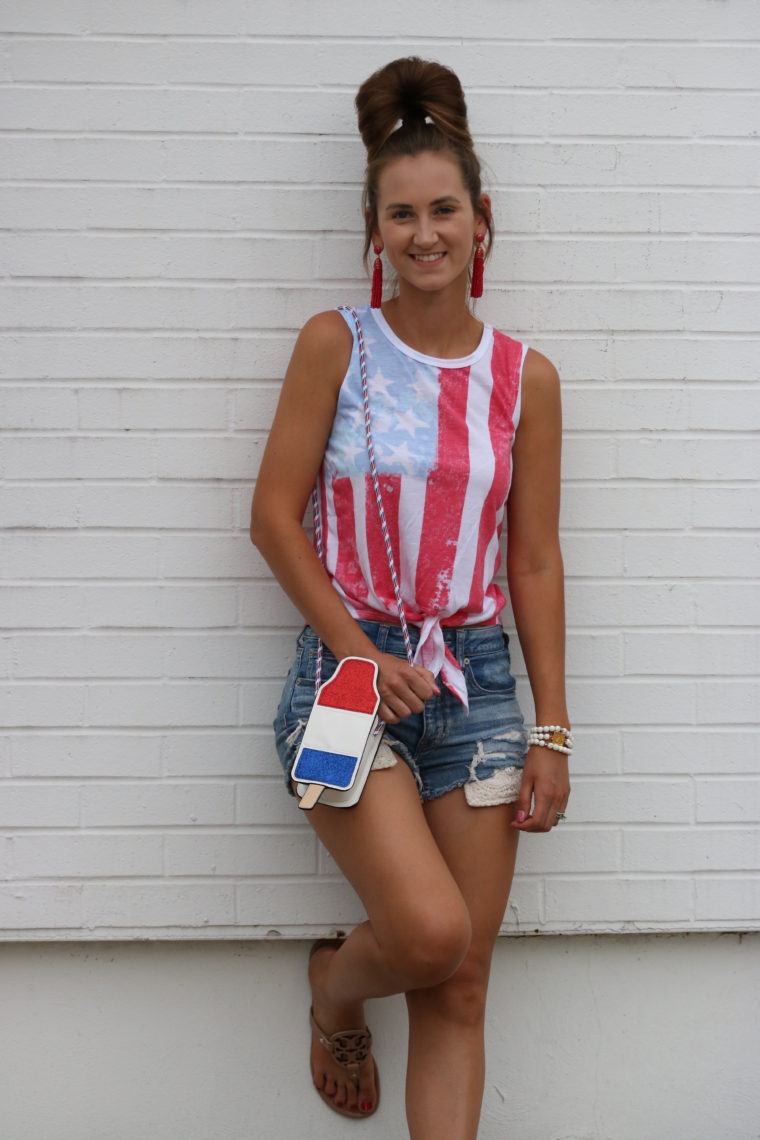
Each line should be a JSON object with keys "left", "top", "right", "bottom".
{"left": 372, "top": 151, "right": 489, "bottom": 301}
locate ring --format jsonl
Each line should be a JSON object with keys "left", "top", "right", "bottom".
{"left": 555, "top": 811, "right": 566, "bottom": 821}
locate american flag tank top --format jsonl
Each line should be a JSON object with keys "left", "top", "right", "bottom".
{"left": 316, "top": 305, "right": 528, "bottom": 710}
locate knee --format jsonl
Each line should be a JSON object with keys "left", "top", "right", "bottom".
{"left": 389, "top": 905, "right": 472, "bottom": 990}
{"left": 409, "top": 945, "right": 492, "bottom": 1028}
{"left": 436, "top": 949, "right": 491, "bottom": 1026}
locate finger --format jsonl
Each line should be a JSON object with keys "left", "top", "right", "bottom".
{"left": 401, "top": 665, "right": 439, "bottom": 702}
{"left": 380, "top": 669, "right": 433, "bottom": 713}
{"left": 395, "top": 683, "right": 427, "bottom": 714}
{"left": 540, "top": 790, "right": 568, "bottom": 831}
{"left": 529, "top": 797, "right": 566, "bottom": 832}
{"left": 413, "top": 666, "right": 441, "bottom": 696}
{"left": 510, "top": 781, "right": 534, "bottom": 829}
{"left": 514, "top": 814, "right": 550, "bottom": 833}
{"left": 512, "top": 791, "right": 559, "bottom": 832}
{"left": 380, "top": 684, "right": 422, "bottom": 716}
{"left": 378, "top": 697, "right": 413, "bottom": 723}
{"left": 533, "top": 793, "right": 557, "bottom": 832}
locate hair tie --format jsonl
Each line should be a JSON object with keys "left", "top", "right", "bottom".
{"left": 394, "top": 113, "right": 433, "bottom": 132}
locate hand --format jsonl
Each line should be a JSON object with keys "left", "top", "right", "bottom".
{"left": 374, "top": 653, "right": 439, "bottom": 724}
{"left": 510, "top": 745, "right": 570, "bottom": 832}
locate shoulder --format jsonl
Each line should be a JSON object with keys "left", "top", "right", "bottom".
{"left": 521, "top": 346, "right": 560, "bottom": 408}
{"left": 523, "top": 346, "right": 560, "bottom": 389}
{"left": 296, "top": 310, "right": 354, "bottom": 358}
{"left": 287, "top": 310, "right": 354, "bottom": 398}
{"left": 516, "top": 347, "right": 561, "bottom": 436}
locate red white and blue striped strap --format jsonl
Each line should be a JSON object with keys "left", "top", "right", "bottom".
{"left": 311, "top": 306, "right": 414, "bottom": 695}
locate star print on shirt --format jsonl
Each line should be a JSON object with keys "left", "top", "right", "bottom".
{"left": 366, "top": 366, "right": 394, "bottom": 401}
{"left": 400, "top": 405, "right": 428, "bottom": 437}
{"left": 327, "top": 319, "right": 443, "bottom": 479}
{"left": 367, "top": 362, "right": 438, "bottom": 476}
{"left": 384, "top": 439, "right": 417, "bottom": 473}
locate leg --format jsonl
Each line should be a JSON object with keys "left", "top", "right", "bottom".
{"left": 405, "top": 790, "right": 521, "bottom": 1140}
{"left": 302, "top": 760, "right": 473, "bottom": 1116}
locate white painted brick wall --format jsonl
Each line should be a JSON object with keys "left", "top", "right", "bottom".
{"left": 1, "top": 1, "right": 758, "bottom": 939}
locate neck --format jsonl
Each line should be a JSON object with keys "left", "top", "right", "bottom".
{"left": 380, "top": 283, "right": 482, "bottom": 359}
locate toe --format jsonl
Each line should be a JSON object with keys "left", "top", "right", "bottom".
{"left": 343, "top": 1077, "right": 358, "bottom": 1113}
{"left": 334, "top": 1077, "right": 349, "bottom": 1109}
{"left": 311, "top": 1064, "right": 325, "bottom": 1091}
{"left": 323, "top": 1075, "right": 337, "bottom": 1098}
{"left": 358, "top": 1064, "right": 376, "bottom": 1113}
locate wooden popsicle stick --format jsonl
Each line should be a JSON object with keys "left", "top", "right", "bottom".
{"left": 298, "top": 783, "right": 324, "bottom": 811}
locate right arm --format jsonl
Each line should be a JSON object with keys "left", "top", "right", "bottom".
{"left": 250, "top": 311, "right": 437, "bottom": 723}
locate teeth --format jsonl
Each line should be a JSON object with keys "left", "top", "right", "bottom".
{"left": 413, "top": 253, "right": 444, "bottom": 262}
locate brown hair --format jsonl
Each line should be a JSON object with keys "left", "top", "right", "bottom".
{"left": 355, "top": 57, "right": 493, "bottom": 268}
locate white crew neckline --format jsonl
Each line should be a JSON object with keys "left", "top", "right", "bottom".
{"left": 369, "top": 306, "right": 493, "bottom": 368}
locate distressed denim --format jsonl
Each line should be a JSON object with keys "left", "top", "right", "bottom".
{"left": 274, "top": 620, "right": 528, "bottom": 804}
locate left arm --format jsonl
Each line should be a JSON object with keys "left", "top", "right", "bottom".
{"left": 506, "top": 348, "right": 571, "bottom": 832}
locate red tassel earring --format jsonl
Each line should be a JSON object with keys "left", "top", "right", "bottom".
{"left": 470, "top": 234, "right": 485, "bottom": 300}
{"left": 370, "top": 243, "right": 383, "bottom": 309}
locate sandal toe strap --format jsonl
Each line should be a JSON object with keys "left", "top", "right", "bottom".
{"left": 311, "top": 1011, "right": 372, "bottom": 1070}
{"left": 320, "top": 1027, "right": 371, "bottom": 1069}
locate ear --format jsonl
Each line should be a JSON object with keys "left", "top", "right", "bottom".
{"left": 474, "top": 193, "right": 491, "bottom": 236}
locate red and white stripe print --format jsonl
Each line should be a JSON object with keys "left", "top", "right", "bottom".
{"left": 318, "top": 306, "right": 527, "bottom": 708}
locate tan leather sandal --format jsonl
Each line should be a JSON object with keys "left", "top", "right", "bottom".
{"left": 308, "top": 939, "right": 380, "bottom": 1119}
{"left": 309, "top": 1009, "right": 380, "bottom": 1119}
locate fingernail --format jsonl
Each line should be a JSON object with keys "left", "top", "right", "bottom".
{"left": 361, "top": 1101, "right": 373, "bottom": 1113}
{"left": 517, "top": 810, "right": 526, "bottom": 822}
{"left": 433, "top": 684, "right": 441, "bottom": 695}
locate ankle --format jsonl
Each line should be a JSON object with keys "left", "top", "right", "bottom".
{"left": 310, "top": 943, "right": 364, "bottom": 1029}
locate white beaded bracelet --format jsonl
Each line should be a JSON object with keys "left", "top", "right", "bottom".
{"left": 529, "top": 724, "right": 574, "bottom": 740}
{"left": 527, "top": 725, "right": 574, "bottom": 755}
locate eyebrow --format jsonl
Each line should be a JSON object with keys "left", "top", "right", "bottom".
{"left": 384, "top": 195, "right": 462, "bottom": 211}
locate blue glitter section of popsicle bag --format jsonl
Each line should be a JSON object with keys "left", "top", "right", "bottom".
{"left": 294, "top": 747, "right": 357, "bottom": 789}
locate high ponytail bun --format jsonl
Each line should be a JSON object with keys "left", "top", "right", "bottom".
{"left": 356, "top": 56, "right": 472, "bottom": 159}
{"left": 355, "top": 57, "right": 492, "bottom": 270}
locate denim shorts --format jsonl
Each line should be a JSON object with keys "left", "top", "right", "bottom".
{"left": 273, "top": 620, "right": 528, "bottom": 805}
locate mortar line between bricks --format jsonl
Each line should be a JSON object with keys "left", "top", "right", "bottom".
{"left": 5, "top": 77, "right": 760, "bottom": 92}
{"left": 4, "top": 32, "right": 760, "bottom": 44}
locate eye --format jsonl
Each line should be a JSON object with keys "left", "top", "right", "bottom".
{"left": 391, "top": 209, "right": 412, "bottom": 220}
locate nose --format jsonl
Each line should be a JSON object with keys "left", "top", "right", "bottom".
{"left": 413, "top": 218, "right": 439, "bottom": 247}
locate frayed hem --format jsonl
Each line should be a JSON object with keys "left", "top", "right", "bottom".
{"left": 371, "top": 740, "right": 399, "bottom": 770}
{"left": 464, "top": 765, "right": 524, "bottom": 807}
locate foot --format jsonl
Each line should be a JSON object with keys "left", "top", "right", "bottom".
{"left": 309, "top": 940, "right": 379, "bottom": 1117}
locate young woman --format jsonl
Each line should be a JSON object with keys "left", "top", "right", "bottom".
{"left": 251, "top": 57, "right": 571, "bottom": 1140}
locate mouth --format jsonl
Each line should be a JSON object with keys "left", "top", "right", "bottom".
{"left": 410, "top": 252, "right": 447, "bottom": 264}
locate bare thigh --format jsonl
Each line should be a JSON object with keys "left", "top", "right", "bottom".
{"left": 298, "top": 762, "right": 471, "bottom": 956}
{"left": 421, "top": 790, "right": 521, "bottom": 948}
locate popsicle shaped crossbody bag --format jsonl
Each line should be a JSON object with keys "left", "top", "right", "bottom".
{"left": 292, "top": 656, "right": 383, "bottom": 810}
